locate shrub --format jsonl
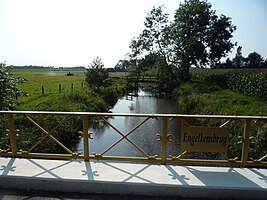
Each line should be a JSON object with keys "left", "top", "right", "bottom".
{"left": 0, "top": 63, "right": 25, "bottom": 110}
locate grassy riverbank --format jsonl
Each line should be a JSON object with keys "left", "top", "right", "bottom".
{"left": 11, "top": 69, "right": 128, "bottom": 111}
{"left": 175, "top": 82, "right": 267, "bottom": 116}
{"left": 173, "top": 69, "right": 267, "bottom": 159}
{"left": 0, "top": 69, "right": 128, "bottom": 153}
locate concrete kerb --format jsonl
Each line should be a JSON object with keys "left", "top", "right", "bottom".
{"left": 0, "top": 157, "right": 266, "bottom": 199}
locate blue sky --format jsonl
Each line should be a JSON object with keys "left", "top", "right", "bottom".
{"left": 0, "top": 0, "right": 266, "bottom": 68}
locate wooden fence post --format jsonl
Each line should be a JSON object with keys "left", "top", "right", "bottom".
{"left": 42, "top": 86, "right": 44, "bottom": 96}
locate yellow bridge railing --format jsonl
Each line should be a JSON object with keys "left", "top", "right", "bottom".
{"left": 0, "top": 111, "right": 267, "bottom": 167}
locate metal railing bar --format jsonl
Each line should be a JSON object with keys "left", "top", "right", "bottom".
{"left": 241, "top": 119, "right": 251, "bottom": 166}
{"left": 98, "top": 132, "right": 150, "bottom": 157}
{"left": 125, "top": 117, "right": 151, "bottom": 136}
{"left": 100, "top": 117, "right": 150, "bottom": 156}
{"left": 28, "top": 134, "right": 49, "bottom": 153}
{"left": 1, "top": 111, "right": 267, "bottom": 120}
{"left": 1, "top": 152, "right": 265, "bottom": 167}
{"left": 220, "top": 120, "right": 232, "bottom": 128}
{"left": 27, "top": 116, "right": 70, "bottom": 153}
{"left": 161, "top": 117, "right": 168, "bottom": 164}
{"left": 175, "top": 151, "right": 187, "bottom": 159}
{"left": 99, "top": 117, "right": 151, "bottom": 157}
{"left": 26, "top": 115, "right": 70, "bottom": 153}
{"left": 0, "top": 152, "right": 78, "bottom": 159}
{"left": 48, "top": 134, "right": 73, "bottom": 154}
{"left": 22, "top": 153, "right": 79, "bottom": 159}
{"left": 26, "top": 115, "right": 49, "bottom": 135}
{"left": 99, "top": 137, "right": 126, "bottom": 156}
{"left": 1, "top": 111, "right": 267, "bottom": 167}
{"left": 168, "top": 158, "right": 267, "bottom": 167}
{"left": 25, "top": 115, "right": 73, "bottom": 154}
{"left": 47, "top": 116, "right": 71, "bottom": 135}
{"left": 258, "top": 154, "right": 267, "bottom": 162}
{"left": 99, "top": 133, "right": 150, "bottom": 158}
{"left": 124, "top": 138, "right": 151, "bottom": 157}
{"left": 181, "top": 119, "right": 191, "bottom": 127}
{"left": 90, "top": 155, "right": 161, "bottom": 163}
{"left": 26, "top": 115, "right": 70, "bottom": 136}
{"left": 169, "top": 158, "right": 232, "bottom": 164}
{"left": 99, "top": 116, "right": 124, "bottom": 137}
{"left": 26, "top": 115, "right": 52, "bottom": 152}
{"left": 7, "top": 114, "right": 17, "bottom": 157}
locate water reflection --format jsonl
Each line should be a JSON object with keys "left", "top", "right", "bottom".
{"left": 78, "top": 90, "right": 181, "bottom": 157}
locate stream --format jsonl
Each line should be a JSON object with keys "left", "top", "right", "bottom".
{"left": 78, "top": 90, "right": 181, "bottom": 157}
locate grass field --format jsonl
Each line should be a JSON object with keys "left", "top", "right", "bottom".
{"left": 10, "top": 69, "right": 130, "bottom": 110}
{"left": 11, "top": 69, "right": 87, "bottom": 109}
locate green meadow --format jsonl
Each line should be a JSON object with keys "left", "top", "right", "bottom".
{"left": 0, "top": 68, "right": 128, "bottom": 152}
{"left": 11, "top": 69, "right": 87, "bottom": 110}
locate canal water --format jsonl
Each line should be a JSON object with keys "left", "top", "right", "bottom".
{"left": 78, "top": 90, "right": 181, "bottom": 158}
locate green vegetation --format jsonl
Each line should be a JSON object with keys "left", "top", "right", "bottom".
{"left": 11, "top": 69, "right": 86, "bottom": 110}
{"left": 0, "top": 66, "right": 128, "bottom": 154}
{"left": 85, "top": 57, "right": 128, "bottom": 108}
{"left": 85, "top": 57, "right": 109, "bottom": 92}
{"left": 191, "top": 69, "right": 267, "bottom": 100}
{"left": 176, "top": 82, "right": 267, "bottom": 116}
{"left": 130, "top": 0, "right": 235, "bottom": 82}
{"left": 174, "top": 69, "right": 267, "bottom": 159}
{"left": 0, "top": 63, "right": 25, "bottom": 110}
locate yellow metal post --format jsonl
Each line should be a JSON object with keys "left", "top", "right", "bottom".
{"left": 8, "top": 114, "right": 17, "bottom": 157}
{"left": 161, "top": 117, "right": 168, "bottom": 165}
{"left": 83, "top": 115, "right": 89, "bottom": 161}
{"left": 241, "top": 119, "right": 251, "bottom": 166}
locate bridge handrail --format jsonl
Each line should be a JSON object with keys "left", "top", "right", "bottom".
{"left": 0, "top": 111, "right": 267, "bottom": 167}
{"left": 126, "top": 75, "right": 158, "bottom": 81}
{"left": 1, "top": 111, "right": 267, "bottom": 120}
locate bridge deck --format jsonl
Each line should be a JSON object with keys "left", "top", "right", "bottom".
{"left": 0, "top": 157, "right": 266, "bottom": 199}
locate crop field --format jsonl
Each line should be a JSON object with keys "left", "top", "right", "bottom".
{"left": 191, "top": 68, "right": 267, "bottom": 100}
{"left": 11, "top": 69, "right": 87, "bottom": 108}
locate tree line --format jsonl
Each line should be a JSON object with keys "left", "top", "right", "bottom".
{"left": 218, "top": 46, "right": 267, "bottom": 69}
{"left": 11, "top": 65, "right": 86, "bottom": 70}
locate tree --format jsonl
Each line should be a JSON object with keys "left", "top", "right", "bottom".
{"left": 225, "top": 58, "right": 233, "bottom": 68}
{"left": 85, "top": 57, "right": 109, "bottom": 92}
{"left": 130, "top": 0, "right": 236, "bottom": 82}
{"left": 114, "top": 60, "right": 131, "bottom": 72}
{"left": 138, "top": 53, "right": 160, "bottom": 71}
{"left": 0, "top": 62, "right": 25, "bottom": 110}
{"left": 232, "top": 46, "right": 245, "bottom": 68}
{"left": 263, "top": 59, "right": 267, "bottom": 68}
{"left": 130, "top": 5, "right": 180, "bottom": 89}
{"left": 245, "top": 52, "right": 264, "bottom": 68}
